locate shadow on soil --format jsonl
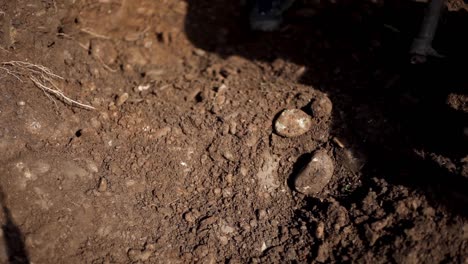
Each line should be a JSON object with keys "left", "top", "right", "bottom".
{"left": 183, "top": 0, "right": 468, "bottom": 216}
{"left": 0, "top": 187, "right": 29, "bottom": 264}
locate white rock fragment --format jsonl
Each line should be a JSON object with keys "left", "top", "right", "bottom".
{"left": 274, "top": 109, "right": 313, "bottom": 137}
{"left": 136, "top": 84, "right": 151, "bottom": 91}
{"left": 260, "top": 242, "right": 267, "bottom": 252}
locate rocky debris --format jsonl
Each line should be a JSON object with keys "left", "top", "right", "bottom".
{"left": 310, "top": 95, "right": 333, "bottom": 119}
{"left": 293, "top": 150, "right": 334, "bottom": 195}
{"left": 274, "top": 109, "right": 312, "bottom": 138}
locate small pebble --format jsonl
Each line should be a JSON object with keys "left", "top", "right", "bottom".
{"left": 86, "top": 161, "right": 99, "bottom": 173}
{"left": 17, "top": 101, "right": 25, "bottom": 106}
{"left": 116, "top": 93, "right": 129, "bottom": 106}
{"left": 240, "top": 166, "right": 248, "bottom": 176}
{"left": 98, "top": 177, "right": 108, "bottom": 192}
{"left": 257, "top": 209, "right": 267, "bottom": 220}
{"left": 316, "top": 222, "right": 325, "bottom": 239}
{"left": 274, "top": 109, "right": 312, "bottom": 137}
{"left": 184, "top": 212, "right": 195, "bottom": 223}
{"left": 240, "top": 222, "right": 251, "bottom": 232}
{"left": 293, "top": 150, "right": 334, "bottom": 195}
{"left": 310, "top": 95, "right": 333, "bottom": 119}
{"left": 220, "top": 224, "right": 235, "bottom": 234}
{"left": 225, "top": 173, "right": 233, "bottom": 185}
{"left": 260, "top": 242, "right": 267, "bottom": 252}
{"left": 249, "top": 219, "right": 258, "bottom": 228}
{"left": 222, "top": 188, "right": 232, "bottom": 197}
{"left": 223, "top": 151, "right": 235, "bottom": 161}
{"left": 136, "top": 84, "right": 151, "bottom": 92}
{"left": 218, "top": 235, "right": 229, "bottom": 245}
{"left": 193, "top": 48, "right": 206, "bottom": 56}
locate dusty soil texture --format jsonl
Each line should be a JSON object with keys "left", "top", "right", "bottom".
{"left": 0, "top": 0, "right": 467, "bottom": 263}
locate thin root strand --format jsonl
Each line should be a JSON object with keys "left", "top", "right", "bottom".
{"left": 0, "top": 60, "right": 95, "bottom": 110}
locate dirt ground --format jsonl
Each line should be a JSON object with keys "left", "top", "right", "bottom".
{"left": 0, "top": 0, "right": 467, "bottom": 263}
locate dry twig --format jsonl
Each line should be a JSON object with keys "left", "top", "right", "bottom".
{"left": 80, "top": 28, "right": 111, "bottom": 39}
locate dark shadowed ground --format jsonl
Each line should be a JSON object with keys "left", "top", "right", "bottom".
{"left": 184, "top": 0, "right": 468, "bottom": 215}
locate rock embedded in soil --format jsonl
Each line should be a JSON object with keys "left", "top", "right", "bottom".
{"left": 274, "top": 109, "right": 312, "bottom": 138}
{"left": 184, "top": 212, "right": 195, "bottom": 223}
{"left": 310, "top": 95, "right": 333, "bottom": 119}
{"left": 257, "top": 209, "right": 267, "bottom": 221}
{"left": 116, "top": 93, "right": 129, "bottom": 106}
{"left": 293, "top": 150, "right": 334, "bottom": 195}
{"left": 98, "top": 177, "right": 108, "bottom": 192}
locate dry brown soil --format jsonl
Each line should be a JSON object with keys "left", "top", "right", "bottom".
{"left": 0, "top": 0, "right": 467, "bottom": 263}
